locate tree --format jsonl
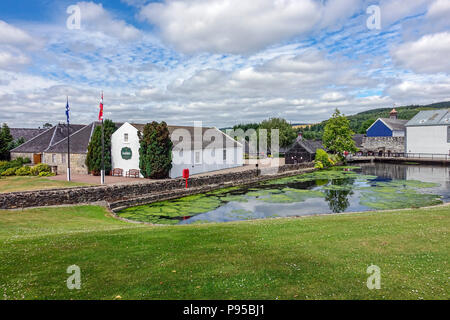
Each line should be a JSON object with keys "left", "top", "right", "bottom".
{"left": 0, "top": 123, "right": 13, "bottom": 160}
{"left": 85, "top": 120, "right": 116, "bottom": 175}
{"left": 259, "top": 118, "right": 297, "bottom": 150}
{"left": 358, "top": 118, "right": 376, "bottom": 134}
{"left": 138, "top": 121, "right": 173, "bottom": 179}
{"left": 322, "top": 109, "right": 358, "bottom": 158}
{"left": 43, "top": 123, "right": 53, "bottom": 129}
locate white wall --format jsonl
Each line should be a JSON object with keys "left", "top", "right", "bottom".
{"left": 111, "top": 122, "right": 143, "bottom": 177}
{"left": 111, "top": 123, "right": 244, "bottom": 178}
{"left": 406, "top": 125, "right": 450, "bottom": 155}
{"left": 392, "top": 130, "right": 405, "bottom": 137}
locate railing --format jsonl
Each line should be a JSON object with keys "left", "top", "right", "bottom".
{"left": 350, "top": 153, "right": 450, "bottom": 161}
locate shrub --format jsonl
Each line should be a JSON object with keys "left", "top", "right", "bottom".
{"left": 0, "top": 158, "right": 26, "bottom": 175}
{"left": 315, "top": 149, "right": 332, "bottom": 168}
{"left": 15, "top": 166, "right": 31, "bottom": 176}
{"left": 30, "top": 163, "right": 51, "bottom": 176}
{"left": 38, "top": 171, "right": 55, "bottom": 177}
{"left": 1, "top": 167, "right": 16, "bottom": 176}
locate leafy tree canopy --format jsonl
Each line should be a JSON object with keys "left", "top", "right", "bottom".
{"left": 322, "top": 109, "right": 358, "bottom": 157}
{"left": 139, "top": 121, "right": 173, "bottom": 179}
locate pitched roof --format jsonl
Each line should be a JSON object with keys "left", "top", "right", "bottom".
{"left": 46, "top": 122, "right": 124, "bottom": 154}
{"left": 405, "top": 109, "right": 450, "bottom": 126}
{"left": 286, "top": 139, "right": 324, "bottom": 154}
{"left": 130, "top": 123, "right": 241, "bottom": 150}
{"left": 353, "top": 134, "right": 365, "bottom": 148}
{"left": 379, "top": 118, "right": 408, "bottom": 131}
{"left": 10, "top": 128, "right": 47, "bottom": 142}
{"left": 11, "top": 124, "right": 85, "bottom": 153}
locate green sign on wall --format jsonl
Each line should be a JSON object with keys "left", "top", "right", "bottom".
{"left": 121, "top": 147, "right": 132, "bottom": 160}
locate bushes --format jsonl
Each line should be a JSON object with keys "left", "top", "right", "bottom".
{"left": 15, "top": 166, "right": 31, "bottom": 176}
{"left": 1, "top": 168, "right": 16, "bottom": 176}
{"left": 314, "top": 149, "right": 336, "bottom": 169}
{"left": 0, "top": 162, "right": 53, "bottom": 177}
{"left": 30, "top": 163, "right": 51, "bottom": 176}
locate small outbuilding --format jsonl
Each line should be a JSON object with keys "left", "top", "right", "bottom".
{"left": 285, "top": 139, "right": 324, "bottom": 164}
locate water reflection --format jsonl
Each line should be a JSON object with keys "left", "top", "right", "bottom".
{"left": 324, "top": 178, "right": 355, "bottom": 213}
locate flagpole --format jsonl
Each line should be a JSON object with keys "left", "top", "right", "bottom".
{"left": 101, "top": 92, "right": 105, "bottom": 185}
{"left": 66, "top": 96, "right": 71, "bottom": 182}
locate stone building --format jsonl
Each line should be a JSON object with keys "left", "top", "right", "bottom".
{"left": 362, "top": 108, "right": 407, "bottom": 155}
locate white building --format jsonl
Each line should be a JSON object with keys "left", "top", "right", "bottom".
{"left": 405, "top": 109, "right": 450, "bottom": 156}
{"left": 111, "top": 122, "right": 244, "bottom": 178}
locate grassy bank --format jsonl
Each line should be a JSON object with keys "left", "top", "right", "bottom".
{"left": 0, "top": 205, "right": 448, "bottom": 300}
{"left": 0, "top": 176, "right": 90, "bottom": 193}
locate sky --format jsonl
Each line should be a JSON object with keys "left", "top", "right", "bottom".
{"left": 0, "top": 0, "right": 449, "bottom": 128}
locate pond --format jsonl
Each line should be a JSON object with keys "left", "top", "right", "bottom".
{"left": 117, "top": 163, "right": 450, "bottom": 225}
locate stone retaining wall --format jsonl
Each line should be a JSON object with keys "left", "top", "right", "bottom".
{"left": 362, "top": 136, "right": 405, "bottom": 153}
{"left": 0, "top": 162, "right": 314, "bottom": 210}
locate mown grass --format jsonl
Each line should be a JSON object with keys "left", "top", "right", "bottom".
{"left": 0, "top": 205, "right": 448, "bottom": 300}
{"left": 0, "top": 176, "right": 90, "bottom": 193}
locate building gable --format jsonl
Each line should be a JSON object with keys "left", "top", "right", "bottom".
{"left": 366, "top": 119, "right": 393, "bottom": 137}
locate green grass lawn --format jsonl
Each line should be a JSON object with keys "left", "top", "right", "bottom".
{"left": 0, "top": 205, "right": 448, "bottom": 300}
{"left": 0, "top": 176, "right": 90, "bottom": 193}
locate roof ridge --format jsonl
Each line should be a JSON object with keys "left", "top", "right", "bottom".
{"left": 10, "top": 126, "right": 54, "bottom": 152}
{"left": 46, "top": 124, "right": 90, "bottom": 150}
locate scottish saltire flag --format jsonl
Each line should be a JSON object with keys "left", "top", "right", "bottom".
{"left": 65, "top": 97, "right": 70, "bottom": 123}
{"left": 98, "top": 92, "right": 103, "bottom": 121}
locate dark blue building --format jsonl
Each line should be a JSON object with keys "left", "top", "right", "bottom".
{"left": 366, "top": 109, "right": 407, "bottom": 137}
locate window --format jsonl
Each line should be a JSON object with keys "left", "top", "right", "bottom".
{"left": 52, "top": 154, "right": 56, "bottom": 163}
{"left": 62, "top": 154, "right": 66, "bottom": 164}
{"left": 211, "top": 148, "right": 216, "bottom": 157}
{"left": 223, "top": 150, "right": 227, "bottom": 161}
{"left": 195, "top": 151, "right": 201, "bottom": 164}
{"left": 124, "top": 133, "right": 129, "bottom": 142}
{"left": 448, "top": 126, "right": 450, "bottom": 143}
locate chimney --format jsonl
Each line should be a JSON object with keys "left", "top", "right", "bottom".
{"left": 389, "top": 108, "right": 398, "bottom": 120}
{"left": 297, "top": 132, "right": 303, "bottom": 141}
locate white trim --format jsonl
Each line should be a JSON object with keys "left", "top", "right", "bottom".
{"left": 365, "top": 118, "right": 393, "bottom": 133}
{"left": 216, "top": 126, "right": 244, "bottom": 148}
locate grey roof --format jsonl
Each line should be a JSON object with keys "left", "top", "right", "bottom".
{"left": 11, "top": 124, "right": 85, "bottom": 153}
{"left": 130, "top": 123, "right": 241, "bottom": 150}
{"left": 379, "top": 118, "right": 408, "bottom": 131}
{"left": 405, "top": 109, "right": 450, "bottom": 127}
{"left": 10, "top": 128, "right": 47, "bottom": 142}
{"left": 353, "top": 134, "right": 365, "bottom": 148}
{"left": 46, "top": 122, "right": 124, "bottom": 154}
{"left": 286, "top": 139, "right": 324, "bottom": 154}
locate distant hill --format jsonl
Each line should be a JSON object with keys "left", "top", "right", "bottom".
{"left": 299, "top": 101, "right": 450, "bottom": 140}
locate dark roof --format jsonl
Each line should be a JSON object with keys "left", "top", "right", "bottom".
{"left": 378, "top": 118, "right": 408, "bottom": 131}
{"left": 46, "top": 122, "right": 124, "bottom": 154}
{"left": 286, "top": 139, "right": 324, "bottom": 154}
{"left": 11, "top": 124, "right": 85, "bottom": 153}
{"left": 130, "top": 123, "right": 241, "bottom": 150}
{"left": 10, "top": 128, "right": 47, "bottom": 142}
{"left": 406, "top": 109, "right": 450, "bottom": 126}
{"left": 353, "top": 134, "right": 365, "bottom": 148}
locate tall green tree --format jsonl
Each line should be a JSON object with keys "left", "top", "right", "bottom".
{"left": 0, "top": 123, "right": 13, "bottom": 160}
{"left": 85, "top": 120, "right": 116, "bottom": 175}
{"left": 259, "top": 118, "right": 297, "bottom": 150}
{"left": 139, "top": 121, "right": 173, "bottom": 179}
{"left": 323, "top": 109, "right": 358, "bottom": 158}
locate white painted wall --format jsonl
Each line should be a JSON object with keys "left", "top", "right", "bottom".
{"left": 111, "top": 123, "right": 244, "bottom": 179}
{"left": 392, "top": 130, "right": 405, "bottom": 137}
{"left": 406, "top": 125, "right": 450, "bottom": 155}
{"left": 111, "top": 122, "right": 143, "bottom": 177}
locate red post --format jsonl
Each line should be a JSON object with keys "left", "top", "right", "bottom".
{"left": 183, "top": 169, "right": 189, "bottom": 189}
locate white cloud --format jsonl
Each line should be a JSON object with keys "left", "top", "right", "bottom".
{"left": 392, "top": 32, "right": 450, "bottom": 74}
{"left": 0, "top": 20, "right": 42, "bottom": 49}
{"left": 76, "top": 1, "right": 140, "bottom": 40}
{"left": 139, "top": 0, "right": 362, "bottom": 54}
{"left": 0, "top": 50, "right": 30, "bottom": 70}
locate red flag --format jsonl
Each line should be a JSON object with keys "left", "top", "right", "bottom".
{"left": 98, "top": 92, "right": 103, "bottom": 121}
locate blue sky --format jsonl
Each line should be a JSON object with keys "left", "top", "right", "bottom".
{"left": 0, "top": 0, "right": 449, "bottom": 127}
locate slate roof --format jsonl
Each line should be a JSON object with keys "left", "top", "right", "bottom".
{"left": 353, "top": 134, "right": 365, "bottom": 148}
{"left": 10, "top": 128, "right": 47, "bottom": 142}
{"left": 46, "top": 122, "right": 124, "bottom": 154}
{"left": 11, "top": 124, "right": 85, "bottom": 153}
{"left": 379, "top": 118, "right": 408, "bottom": 131}
{"left": 286, "top": 139, "right": 324, "bottom": 154}
{"left": 130, "top": 123, "right": 241, "bottom": 150}
{"left": 405, "top": 109, "right": 450, "bottom": 127}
